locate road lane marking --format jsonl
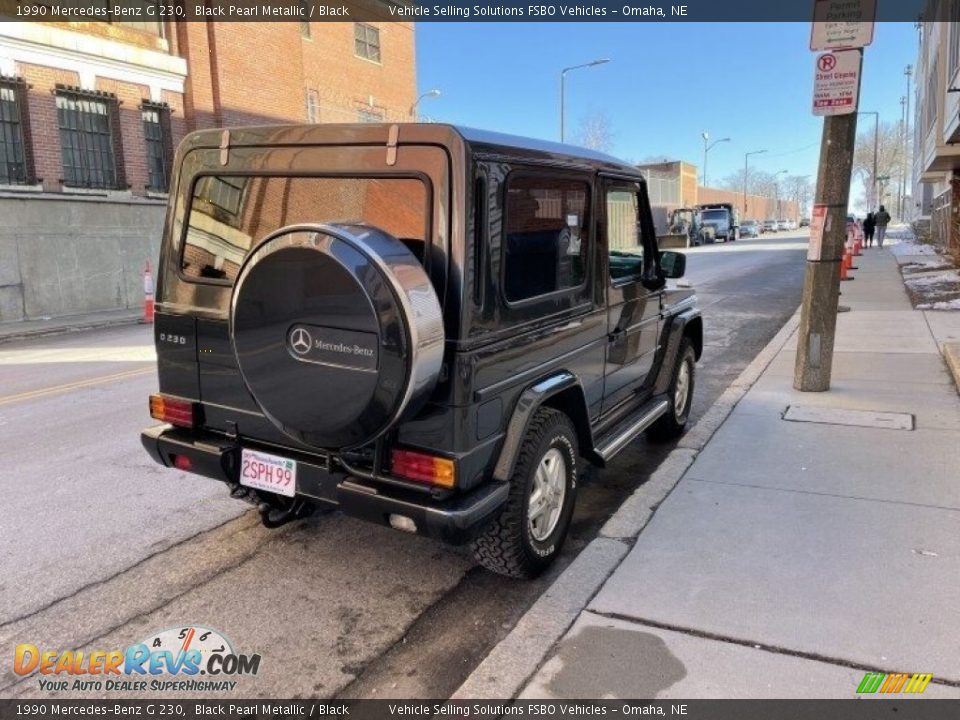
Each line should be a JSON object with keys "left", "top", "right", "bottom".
{"left": 0, "top": 346, "right": 156, "bottom": 364}
{"left": 0, "top": 366, "right": 154, "bottom": 406}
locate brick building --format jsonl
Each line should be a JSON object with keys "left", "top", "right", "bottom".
{"left": 911, "top": 2, "right": 960, "bottom": 264}
{"left": 636, "top": 160, "right": 800, "bottom": 234}
{"left": 0, "top": 16, "right": 415, "bottom": 195}
{"left": 0, "top": 14, "right": 417, "bottom": 322}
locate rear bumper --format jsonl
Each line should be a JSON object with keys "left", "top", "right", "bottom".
{"left": 141, "top": 424, "right": 509, "bottom": 545}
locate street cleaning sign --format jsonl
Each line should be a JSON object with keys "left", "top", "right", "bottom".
{"left": 812, "top": 49, "right": 861, "bottom": 116}
{"left": 810, "top": 0, "right": 876, "bottom": 50}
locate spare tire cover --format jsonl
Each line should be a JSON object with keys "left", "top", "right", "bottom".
{"left": 230, "top": 223, "right": 444, "bottom": 450}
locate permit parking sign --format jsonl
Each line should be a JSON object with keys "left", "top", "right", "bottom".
{"left": 812, "top": 50, "right": 861, "bottom": 116}
{"left": 810, "top": 0, "right": 876, "bottom": 50}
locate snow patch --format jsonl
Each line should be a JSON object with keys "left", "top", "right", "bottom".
{"left": 903, "top": 270, "right": 960, "bottom": 289}
{"left": 917, "top": 298, "right": 960, "bottom": 310}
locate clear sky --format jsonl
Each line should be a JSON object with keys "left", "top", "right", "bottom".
{"left": 414, "top": 22, "right": 918, "bottom": 189}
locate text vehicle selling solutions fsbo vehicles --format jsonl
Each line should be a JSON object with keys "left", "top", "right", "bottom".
{"left": 141, "top": 124, "right": 702, "bottom": 578}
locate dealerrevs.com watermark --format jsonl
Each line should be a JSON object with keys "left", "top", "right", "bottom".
{"left": 13, "top": 626, "right": 261, "bottom": 694}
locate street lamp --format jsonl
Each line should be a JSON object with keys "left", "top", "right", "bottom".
{"left": 743, "top": 149, "right": 767, "bottom": 218}
{"left": 560, "top": 58, "right": 610, "bottom": 143}
{"left": 410, "top": 88, "right": 441, "bottom": 120}
{"left": 857, "top": 111, "right": 879, "bottom": 210}
{"left": 701, "top": 132, "right": 730, "bottom": 188}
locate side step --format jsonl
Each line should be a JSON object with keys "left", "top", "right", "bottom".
{"left": 594, "top": 398, "right": 670, "bottom": 463}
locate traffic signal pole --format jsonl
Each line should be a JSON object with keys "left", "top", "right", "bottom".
{"left": 794, "top": 101, "right": 859, "bottom": 391}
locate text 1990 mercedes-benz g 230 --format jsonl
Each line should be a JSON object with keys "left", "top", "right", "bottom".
{"left": 142, "top": 123, "right": 701, "bottom": 578}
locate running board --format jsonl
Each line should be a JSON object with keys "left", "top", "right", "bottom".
{"left": 594, "top": 399, "right": 670, "bottom": 463}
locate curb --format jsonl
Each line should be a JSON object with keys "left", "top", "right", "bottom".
{"left": 0, "top": 313, "right": 143, "bottom": 344}
{"left": 452, "top": 308, "right": 802, "bottom": 701}
{"left": 944, "top": 342, "right": 960, "bottom": 395}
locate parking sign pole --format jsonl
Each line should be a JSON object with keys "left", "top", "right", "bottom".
{"left": 794, "top": 55, "right": 862, "bottom": 391}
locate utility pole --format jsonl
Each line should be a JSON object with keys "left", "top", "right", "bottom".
{"left": 795, "top": 52, "right": 862, "bottom": 392}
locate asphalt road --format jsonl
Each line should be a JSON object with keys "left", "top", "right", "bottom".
{"left": 0, "top": 230, "right": 808, "bottom": 700}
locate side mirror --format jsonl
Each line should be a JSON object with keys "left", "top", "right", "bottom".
{"left": 659, "top": 250, "right": 686, "bottom": 279}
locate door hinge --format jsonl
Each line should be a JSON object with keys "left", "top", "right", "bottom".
{"left": 386, "top": 124, "right": 399, "bottom": 166}
{"left": 219, "top": 129, "right": 230, "bottom": 166}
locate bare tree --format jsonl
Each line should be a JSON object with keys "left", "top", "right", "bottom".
{"left": 783, "top": 175, "right": 813, "bottom": 216}
{"left": 575, "top": 112, "right": 614, "bottom": 153}
{"left": 854, "top": 120, "right": 910, "bottom": 210}
{"left": 719, "top": 168, "right": 779, "bottom": 198}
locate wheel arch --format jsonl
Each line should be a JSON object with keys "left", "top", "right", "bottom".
{"left": 653, "top": 309, "right": 702, "bottom": 395}
{"left": 492, "top": 372, "right": 599, "bottom": 483}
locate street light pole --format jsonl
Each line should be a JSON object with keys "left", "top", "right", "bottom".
{"left": 743, "top": 149, "right": 767, "bottom": 218}
{"left": 559, "top": 58, "right": 610, "bottom": 143}
{"left": 701, "top": 133, "right": 730, "bottom": 188}
{"left": 410, "top": 88, "right": 441, "bottom": 120}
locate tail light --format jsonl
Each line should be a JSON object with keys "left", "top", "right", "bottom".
{"left": 390, "top": 449, "right": 455, "bottom": 489}
{"left": 149, "top": 393, "right": 196, "bottom": 429}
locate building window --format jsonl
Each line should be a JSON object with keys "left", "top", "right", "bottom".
{"left": 357, "top": 107, "right": 384, "bottom": 123}
{"left": 354, "top": 23, "right": 381, "bottom": 62}
{"left": 113, "top": 0, "right": 163, "bottom": 36}
{"left": 56, "top": 89, "right": 122, "bottom": 190}
{"left": 306, "top": 90, "right": 320, "bottom": 123}
{"left": 142, "top": 102, "right": 171, "bottom": 192}
{"left": 503, "top": 175, "right": 590, "bottom": 302}
{"left": 0, "top": 77, "right": 29, "bottom": 185}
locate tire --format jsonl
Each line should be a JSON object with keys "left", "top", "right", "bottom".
{"left": 472, "top": 408, "right": 579, "bottom": 579}
{"left": 647, "top": 338, "right": 696, "bottom": 442}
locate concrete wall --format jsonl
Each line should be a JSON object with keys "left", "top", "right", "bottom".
{"left": 0, "top": 195, "right": 165, "bottom": 323}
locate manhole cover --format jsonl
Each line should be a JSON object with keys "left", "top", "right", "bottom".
{"left": 782, "top": 405, "right": 914, "bottom": 430}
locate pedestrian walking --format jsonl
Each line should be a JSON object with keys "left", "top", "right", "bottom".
{"left": 863, "top": 212, "right": 876, "bottom": 247}
{"left": 875, "top": 205, "right": 891, "bottom": 247}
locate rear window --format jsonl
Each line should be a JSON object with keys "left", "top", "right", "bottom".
{"left": 181, "top": 175, "right": 429, "bottom": 283}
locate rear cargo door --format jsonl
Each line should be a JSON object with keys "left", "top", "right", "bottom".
{"left": 160, "top": 142, "right": 450, "bottom": 448}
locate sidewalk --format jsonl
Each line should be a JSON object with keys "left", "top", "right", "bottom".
{"left": 457, "top": 242, "right": 960, "bottom": 699}
{"left": 0, "top": 307, "right": 142, "bottom": 343}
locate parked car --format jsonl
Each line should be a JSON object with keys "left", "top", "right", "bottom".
{"left": 739, "top": 220, "right": 760, "bottom": 238}
{"left": 141, "top": 123, "right": 703, "bottom": 579}
{"left": 777, "top": 219, "right": 789, "bottom": 231}
{"left": 786, "top": 219, "right": 797, "bottom": 231}
{"left": 763, "top": 219, "right": 778, "bottom": 233}
{"left": 799, "top": 218, "right": 810, "bottom": 227}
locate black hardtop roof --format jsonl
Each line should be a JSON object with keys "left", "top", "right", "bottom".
{"left": 180, "top": 122, "right": 643, "bottom": 178}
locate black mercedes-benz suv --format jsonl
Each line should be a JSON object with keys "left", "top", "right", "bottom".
{"left": 141, "top": 123, "right": 702, "bottom": 578}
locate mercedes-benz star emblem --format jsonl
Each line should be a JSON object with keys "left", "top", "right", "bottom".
{"left": 290, "top": 327, "right": 312, "bottom": 355}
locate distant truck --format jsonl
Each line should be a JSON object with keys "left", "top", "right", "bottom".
{"left": 668, "top": 207, "right": 714, "bottom": 247}
{"left": 697, "top": 203, "right": 739, "bottom": 243}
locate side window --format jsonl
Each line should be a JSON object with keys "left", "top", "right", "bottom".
{"left": 606, "top": 186, "right": 644, "bottom": 281}
{"left": 503, "top": 175, "right": 590, "bottom": 303}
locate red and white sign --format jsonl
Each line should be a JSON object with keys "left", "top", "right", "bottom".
{"left": 807, "top": 204, "right": 828, "bottom": 260}
{"left": 810, "top": 0, "right": 876, "bottom": 50}
{"left": 812, "top": 50, "right": 861, "bottom": 116}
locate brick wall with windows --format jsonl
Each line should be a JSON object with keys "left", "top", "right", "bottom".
{"left": 1, "top": 19, "right": 416, "bottom": 197}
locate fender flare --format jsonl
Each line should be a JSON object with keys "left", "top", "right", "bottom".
{"left": 492, "top": 372, "right": 598, "bottom": 482}
{"left": 653, "top": 308, "right": 702, "bottom": 396}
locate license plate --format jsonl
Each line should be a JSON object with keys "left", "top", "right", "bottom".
{"left": 240, "top": 449, "right": 297, "bottom": 498}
